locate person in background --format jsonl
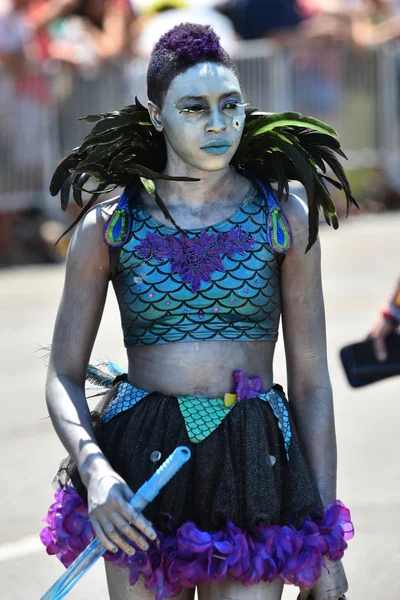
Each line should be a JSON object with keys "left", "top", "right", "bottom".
{"left": 368, "top": 278, "right": 400, "bottom": 361}
{"left": 0, "top": 0, "right": 134, "bottom": 266}
{"left": 129, "top": 0, "right": 237, "bottom": 58}
{"left": 219, "top": 0, "right": 305, "bottom": 42}
{"left": 46, "top": 0, "right": 134, "bottom": 70}
{"left": 0, "top": 0, "right": 56, "bottom": 266}
{"left": 348, "top": 1, "right": 400, "bottom": 213}
{"left": 295, "top": 0, "right": 353, "bottom": 47}
{"left": 47, "top": 0, "right": 136, "bottom": 231}
{"left": 218, "top": 0, "right": 354, "bottom": 47}
{"left": 350, "top": 0, "right": 400, "bottom": 47}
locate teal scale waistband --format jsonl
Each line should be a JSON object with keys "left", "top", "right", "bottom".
{"left": 101, "top": 381, "right": 292, "bottom": 460}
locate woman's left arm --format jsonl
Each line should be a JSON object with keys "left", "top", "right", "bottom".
{"left": 280, "top": 193, "right": 336, "bottom": 507}
{"left": 280, "top": 194, "right": 348, "bottom": 600}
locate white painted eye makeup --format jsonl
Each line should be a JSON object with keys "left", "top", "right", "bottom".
{"left": 173, "top": 101, "right": 248, "bottom": 114}
{"left": 173, "top": 104, "right": 207, "bottom": 114}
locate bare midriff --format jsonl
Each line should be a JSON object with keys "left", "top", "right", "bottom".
{"left": 126, "top": 339, "right": 276, "bottom": 398}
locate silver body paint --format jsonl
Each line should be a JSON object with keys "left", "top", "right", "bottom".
{"left": 46, "top": 58, "right": 346, "bottom": 600}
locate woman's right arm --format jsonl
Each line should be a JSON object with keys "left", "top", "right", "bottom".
{"left": 46, "top": 204, "right": 110, "bottom": 488}
{"left": 46, "top": 203, "right": 157, "bottom": 554}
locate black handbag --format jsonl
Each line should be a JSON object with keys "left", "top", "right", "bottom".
{"left": 339, "top": 333, "right": 400, "bottom": 388}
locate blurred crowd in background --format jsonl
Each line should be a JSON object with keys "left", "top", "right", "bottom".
{"left": 1, "top": 0, "right": 400, "bottom": 266}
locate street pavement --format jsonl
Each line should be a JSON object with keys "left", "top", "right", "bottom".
{"left": 1, "top": 212, "right": 399, "bottom": 599}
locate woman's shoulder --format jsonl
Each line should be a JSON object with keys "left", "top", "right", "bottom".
{"left": 68, "top": 196, "right": 121, "bottom": 256}
{"left": 281, "top": 190, "right": 308, "bottom": 224}
{"left": 268, "top": 181, "right": 309, "bottom": 222}
{"left": 279, "top": 187, "right": 310, "bottom": 243}
{"left": 84, "top": 196, "right": 120, "bottom": 224}
{"left": 73, "top": 196, "right": 120, "bottom": 233}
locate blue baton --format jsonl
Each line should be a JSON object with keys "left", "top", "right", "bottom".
{"left": 41, "top": 446, "right": 191, "bottom": 600}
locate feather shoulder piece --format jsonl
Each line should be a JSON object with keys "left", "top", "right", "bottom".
{"left": 231, "top": 107, "right": 358, "bottom": 251}
{"left": 49, "top": 98, "right": 199, "bottom": 239}
{"left": 50, "top": 100, "right": 357, "bottom": 250}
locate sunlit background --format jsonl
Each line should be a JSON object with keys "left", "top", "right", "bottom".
{"left": 1, "top": 0, "right": 399, "bottom": 598}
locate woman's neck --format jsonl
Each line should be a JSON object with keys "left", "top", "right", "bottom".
{"left": 158, "top": 161, "right": 242, "bottom": 208}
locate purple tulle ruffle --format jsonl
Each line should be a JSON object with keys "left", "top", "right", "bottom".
{"left": 40, "top": 486, "right": 354, "bottom": 600}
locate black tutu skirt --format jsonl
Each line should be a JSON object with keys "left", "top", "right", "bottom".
{"left": 40, "top": 376, "right": 354, "bottom": 599}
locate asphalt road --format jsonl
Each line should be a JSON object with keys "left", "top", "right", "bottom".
{"left": 1, "top": 212, "right": 399, "bottom": 600}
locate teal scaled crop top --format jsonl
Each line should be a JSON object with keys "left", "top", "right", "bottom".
{"left": 109, "top": 179, "right": 291, "bottom": 346}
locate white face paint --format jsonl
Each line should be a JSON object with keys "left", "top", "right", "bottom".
{"left": 150, "top": 62, "right": 246, "bottom": 174}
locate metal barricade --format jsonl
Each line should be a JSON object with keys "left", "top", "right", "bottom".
{"left": 235, "top": 42, "right": 396, "bottom": 170}
{"left": 126, "top": 41, "right": 400, "bottom": 173}
{"left": 0, "top": 65, "right": 56, "bottom": 214}
{"left": 0, "top": 61, "right": 129, "bottom": 219}
{"left": 55, "top": 62, "right": 129, "bottom": 156}
{"left": 1, "top": 40, "right": 399, "bottom": 219}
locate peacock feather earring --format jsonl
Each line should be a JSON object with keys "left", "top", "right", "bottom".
{"left": 267, "top": 194, "right": 293, "bottom": 253}
{"left": 243, "top": 172, "right": 292, "bottom": 253}
{"left": 104, "top": 187, "right": 132, "bottom": 247}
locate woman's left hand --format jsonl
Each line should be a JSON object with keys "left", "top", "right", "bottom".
{"left": 299, "top": 559, "right": 348, "bottom": 600}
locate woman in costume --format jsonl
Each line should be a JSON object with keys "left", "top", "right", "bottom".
{"left": 41, "top": 23, "right": 356, "bottom": 600}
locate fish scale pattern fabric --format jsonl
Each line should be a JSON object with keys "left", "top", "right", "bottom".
{"left": 102, "top": 382, "right": 148, "bottom": 423}
{"left": 102, "top": 382, "right": 292, "bottom": 460}
{"left": 111, "top": 186, "right": 282, "bottom": 346}
{"left": 177, "top": 395, "right": 231, "bottom": 443}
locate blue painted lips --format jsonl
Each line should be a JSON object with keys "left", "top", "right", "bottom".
{"left": 201, "top": 145, "right": 231, "bottom": 155}
{"left": 201, "top": 140, "right": 231, "bottom": 155}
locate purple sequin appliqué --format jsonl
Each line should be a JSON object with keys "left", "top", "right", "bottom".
{"left": 135, "top": 228, "right": 255, "bottom": 292}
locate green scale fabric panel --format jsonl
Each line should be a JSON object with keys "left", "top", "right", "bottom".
{"left": 177, "top": 396, "right": 231, "bottom": 443}
{"left": 101, "top": 382, "right": 292, "bottom": 456}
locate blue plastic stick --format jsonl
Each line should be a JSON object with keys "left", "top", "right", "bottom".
{"left": 41, "top": 446, "right": 191, "bottom": 600}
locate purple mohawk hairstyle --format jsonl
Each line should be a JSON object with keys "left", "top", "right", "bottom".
{"left": 147, "top": 22, "right": 239, "bottom": 107}
{"left": 152, "top": 23, "right": 226, "bottom": 64}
